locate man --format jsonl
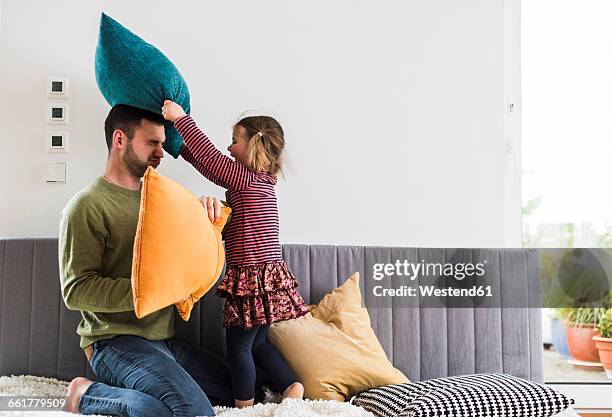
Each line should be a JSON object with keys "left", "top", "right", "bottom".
{"left": 59, "top": 104, "right": 233, "bottom": 416}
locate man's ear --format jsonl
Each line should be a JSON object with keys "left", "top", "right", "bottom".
{"left": 112, "top": 129, "right": 127, "bottom": 150}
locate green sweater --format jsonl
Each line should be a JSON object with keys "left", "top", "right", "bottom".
{"left": 59, "top": 177, "right": 174, "bottom": 349}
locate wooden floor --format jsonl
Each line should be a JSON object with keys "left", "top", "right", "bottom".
{"left": 578, "top": 414, "right": 612, "bottom": 416}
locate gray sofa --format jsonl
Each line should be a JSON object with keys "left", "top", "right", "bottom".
{"left": 0, "top": 239, "right": 543, "bottom": 384}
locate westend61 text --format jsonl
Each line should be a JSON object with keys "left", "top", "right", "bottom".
{"left": 372, "top": 285, "right": 493, "bottom": 297}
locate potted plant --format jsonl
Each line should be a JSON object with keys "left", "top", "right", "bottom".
{"left": 564, "top": 307, "right": 605, "bottom": 364}
{"left": 593, "top": 309, "right": 612, "bottom": 378}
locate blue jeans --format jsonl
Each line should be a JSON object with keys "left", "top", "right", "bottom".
{"left": 80, "top": 335, "right": 235, "bottom": 417}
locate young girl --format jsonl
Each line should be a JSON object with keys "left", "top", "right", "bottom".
{"left": 162, "top": 100, "right": 310, "bottom": 408}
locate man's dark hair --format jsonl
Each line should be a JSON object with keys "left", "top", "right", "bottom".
{"left": 104, "top": 104, "right": 165, "bottom": 151}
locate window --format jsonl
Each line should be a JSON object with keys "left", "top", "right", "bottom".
{"left": 521, "top": 0, "right": 612, "bottom": 409}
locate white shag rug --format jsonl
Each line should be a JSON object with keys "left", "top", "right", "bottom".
{"left": 0, "top": 375, "right": 374, "bottom": 417}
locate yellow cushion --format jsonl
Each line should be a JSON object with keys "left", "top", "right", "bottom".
{"left": 268, "top": 272, "right": 409, "bottom": 401}
{"left": 131, "top": 167, "right": 230, "bottom": 321}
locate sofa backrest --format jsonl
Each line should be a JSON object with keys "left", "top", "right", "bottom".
{"left": 0, "top": 239, "right": 543, "bottom": 383}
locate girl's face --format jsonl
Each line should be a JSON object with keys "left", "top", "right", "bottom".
{"left": 228, "top": 125, "right": 249, "bottom": 165}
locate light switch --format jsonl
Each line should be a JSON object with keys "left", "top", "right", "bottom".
{"left": 47, "top": 102, "right": 69, "bottom": 125}
{"left": 46, "top": 132, "right": 69, "bottom": 153}
{"left": 47, "top": 77, "right": 69, "bottom": 98}
{"left": 44, "top": 162, "right": 67, "bottom": 183}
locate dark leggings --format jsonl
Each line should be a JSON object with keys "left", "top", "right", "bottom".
{"left": 226, "top": 325, "right": 297, "bottom": 401}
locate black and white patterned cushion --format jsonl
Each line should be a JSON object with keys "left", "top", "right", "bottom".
{"left": 351, "top": 374, "right": 573, "bottom": 417}
{"left": 351, "top": 380, "right": 429, "bottom": 417}
{"left": 352, "top": 374, "right": 504, "bottom": 417}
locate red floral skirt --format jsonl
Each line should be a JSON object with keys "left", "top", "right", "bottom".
{"left": 216, "top": 260, "right": 310, "bottom": 329}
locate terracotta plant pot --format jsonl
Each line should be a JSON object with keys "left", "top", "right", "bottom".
{"left": 593, "top": 336, "right": 612, "bottom": 379}
{"left": 566, "top": 324, "right": 600, "bottom": 363}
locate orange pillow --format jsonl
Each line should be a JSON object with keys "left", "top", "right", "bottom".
{"left": 131, "top": 167, "right": 230, "bottom": 321}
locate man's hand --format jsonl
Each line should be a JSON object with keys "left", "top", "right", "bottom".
{"left": 161, "top": 100, "right": 187, "bottom": 123}
{"left": 199, "top": 196, "right": 222, "bottom": 223}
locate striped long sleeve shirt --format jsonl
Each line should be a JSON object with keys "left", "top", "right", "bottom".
{"left": 176, "top": 115, "right": 283, "bottom": 267}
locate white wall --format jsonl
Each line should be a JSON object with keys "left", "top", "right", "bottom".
{"left": 0, "top": 0, "right": 522, "bottom": 247}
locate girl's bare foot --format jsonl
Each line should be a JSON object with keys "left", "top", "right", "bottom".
{"left": 283, "top": 382, "right": 304, "bottom": 399}
{"left": 235, "top": 398, "right": 255, "bottom": 408}
{"left": 64, "top": 377, "right": 94, "bottom": 413}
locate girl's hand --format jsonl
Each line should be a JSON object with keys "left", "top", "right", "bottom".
{"left": 161, "top": 100, "right": 187, "bottom": 123}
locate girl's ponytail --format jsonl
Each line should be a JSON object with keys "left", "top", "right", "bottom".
{"left": 247, "top": 132, "right": 273, "bottom": 174}
{"left": 236, "top": 116, "right": 285, "bottom": 176}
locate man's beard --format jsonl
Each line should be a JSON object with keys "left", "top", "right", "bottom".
{"left": 123, "top": 141, "right": 150, "bottom": 178}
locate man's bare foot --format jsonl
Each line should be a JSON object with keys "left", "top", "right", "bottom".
{"left": 235, "top": 398, "right": 255, "bottom": 408}
{"left": 64, "top": 377, "right": 94, "bottom": 413}
{"left": 282, "top": 382, "right": 304, "bottom": 399}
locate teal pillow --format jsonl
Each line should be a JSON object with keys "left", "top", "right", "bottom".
{"left": 95, "top": 13, "right": 190, "bottom": 158}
